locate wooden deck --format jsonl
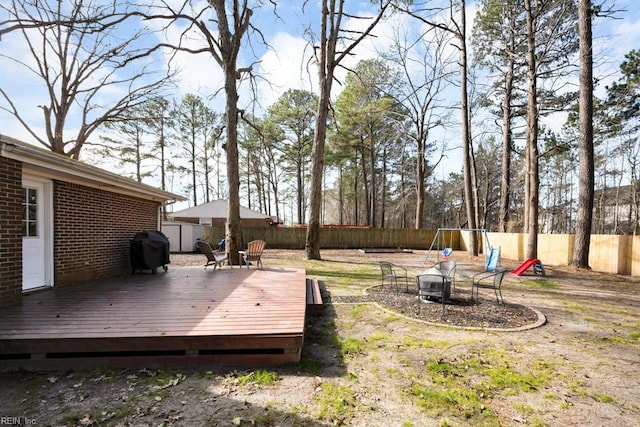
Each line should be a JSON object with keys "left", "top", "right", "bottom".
{"left": 0, "top": 265, "right": 308, "bottom": 370}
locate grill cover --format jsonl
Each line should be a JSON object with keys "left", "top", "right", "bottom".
{"left": 130, "top": 230, "right": 170, "bottom": 273}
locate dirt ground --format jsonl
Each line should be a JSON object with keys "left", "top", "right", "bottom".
{"left": 1, "top": 249, "right": 639, "bottom": 426}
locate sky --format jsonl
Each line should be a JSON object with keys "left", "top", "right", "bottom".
{"left": 1, "top": 0, "right": 640, "bottom": 204}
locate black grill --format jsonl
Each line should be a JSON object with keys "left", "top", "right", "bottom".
{"left": 130, "top": 230, "right": 170, "bottom": 274}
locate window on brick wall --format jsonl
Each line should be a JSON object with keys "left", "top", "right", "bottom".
{"left": 22, "top": 187, "right": 38, "bottom": 237}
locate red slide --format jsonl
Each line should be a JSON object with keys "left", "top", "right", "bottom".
{"left": 511, "top": 258, "right": 545, "bottom": 276}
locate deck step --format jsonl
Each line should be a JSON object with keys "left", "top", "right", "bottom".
{"left": 306, "top": 278, "right": 323, "bottom": 314}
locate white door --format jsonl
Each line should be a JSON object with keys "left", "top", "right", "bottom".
{"left": 22, "top": 179, "right": 52, "bottom": 291}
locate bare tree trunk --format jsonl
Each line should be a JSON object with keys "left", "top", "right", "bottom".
{"left": 224, "top": 68, "right": 242, "bottom": 263}
{"left": 297, "top": 160, "right": 304, "bottom": 225}
{"left": 305, "top": 0, "right": 390, "bottom": 259}
{"left": 339, "top": 166, "right": 344, "bottom": 225}
{"left": 414, "top": 121, "right": 429, "bottom": 229}
{"left": 380, "top": 146, "right": 387, "bottom": 228}
{"left": 525, "top": 0, "right": 539, "bottom": 259}
{"left": 613, "top": 185, "right": 620, "bottom": 234}
{"left": 459, "top": 0, "right": 478, "bottom": 255}
{"left": 369, "top": 134, "right": 376, "bottom": 227}
{"left": 499, "top": 28, "right": 515, "bottom": 232}
{"left": 572, "top": 0, "right": 594, "bottom": 267}
{"left": 208, "top": 0, "right": 250, "bottom": 265}
{"left": 306, "top": 77, "right": 330, "bottom": 259}
{"left": 305, "top": 0, "right": 333, "bottom": 259}
{"left": 160, "top": 116, "right": 167, "bottom": 219}
{"left": 354, "top": 151, "right": 360, "bottom": 224}
{"left": 631, "top": 169, "right": 639, "bottom": 235}
{"left": 191, "top": 128, "right": 198, "bottom": 206}
{"left": 415, "top": 137, "right": 426, "bottom": 229}
{"left": 263, "top": 144, "right": 280, "bottom": 222}
{"left": 362, "top": 142, "right": 372, "bottom": 226}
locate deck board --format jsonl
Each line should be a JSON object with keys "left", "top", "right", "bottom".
{"left": 0, "top": 265, "right": 307, "bottom": 369}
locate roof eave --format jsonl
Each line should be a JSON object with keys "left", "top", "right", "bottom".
{"left": 1, "top": 135, "right": 186, "bottom": 203}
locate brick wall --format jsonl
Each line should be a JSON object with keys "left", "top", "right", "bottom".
{"left": 54, "top": 181, "right": 160, "bottom": 285}
{"left": 0, "top": 157, "right": 23, "bottom": 305}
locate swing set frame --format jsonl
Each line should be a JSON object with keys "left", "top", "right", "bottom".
{"left": 424, "top": 227, "right": 492, "bottom": 264}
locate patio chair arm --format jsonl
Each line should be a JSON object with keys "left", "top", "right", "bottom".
{"left": 393, "top": 263, "right": 407, "bottom": 272}
{"left": 473, "top": 268, "right": 507, "bottom": 285}
{"left": 213, "top": 251, "right": 228, "bottom": 263}
{"left": 392, "top": 263, "right": 408, "bottom": 278}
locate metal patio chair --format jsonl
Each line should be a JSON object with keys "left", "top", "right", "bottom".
{"left": 379, "top": 261, "right": 408, "bottom": 293}
{"left": 472, "top": 267, "right": 508, "bottom": 304}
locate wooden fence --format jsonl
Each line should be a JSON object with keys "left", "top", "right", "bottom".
{"left": 484, "top": 232, "right": 640, "bottom": 276}
{"left": 201, "top": 226, "right": 640, "bottom": 276}
{"left": 203, "top": 226, "right": 440, "bottom": 250}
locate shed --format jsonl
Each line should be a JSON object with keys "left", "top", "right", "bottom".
{"left": 0, "top": 135, "right": 186, "bottom": 306}
{"left": 168, "top": 199, "right": 275, "bottom": 228}
{"left": 161, "top": 221, "right": 206, "bottom": 253}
